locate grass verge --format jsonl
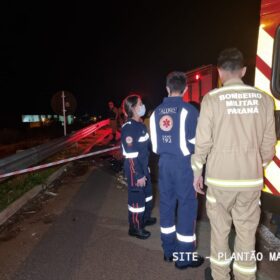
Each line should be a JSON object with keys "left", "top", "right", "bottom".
{"left": 0, "top": 141, "right": 86, "bottom": 212}
{"left": 0, "top": 168, "right": 57, "bottom": 212}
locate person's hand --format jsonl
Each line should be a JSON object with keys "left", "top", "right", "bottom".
{"left": 136, "top": 176, "right": 147, "bottom": 187}
{"left": 193, "top": 175, "right": 205, "bottom": 195}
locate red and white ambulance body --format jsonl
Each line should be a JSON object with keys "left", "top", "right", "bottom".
{"left": 255, "top": 0, "right": 280, "bottom": 213}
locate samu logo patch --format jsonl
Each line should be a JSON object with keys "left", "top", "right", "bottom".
{"left": 159, "top": 115, "right": 173, "bottom": 131}
{"left": 125, "top": 136, "right": 133, "bottom": 146}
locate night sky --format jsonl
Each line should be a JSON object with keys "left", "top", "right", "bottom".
{"left": 0, "top": 0, "right": 261, "bottom": 125}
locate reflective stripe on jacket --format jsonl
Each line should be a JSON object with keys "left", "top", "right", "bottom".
{"left": 191, "top": 79, "right": 276, "bottom": 191}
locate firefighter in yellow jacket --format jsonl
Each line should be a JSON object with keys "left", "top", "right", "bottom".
{"left": 191, "top": 48, "right": 276, "bottom": 280}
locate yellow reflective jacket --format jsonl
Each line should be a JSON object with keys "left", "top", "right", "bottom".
{"left": 191, "top": 79, "right": 276, "bottom": 191}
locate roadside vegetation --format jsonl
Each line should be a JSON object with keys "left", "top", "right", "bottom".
{"left": 0, "top": 168, "right": 56, "bottom": 211}
{"left": 0, "top": 144, "right": 83, "bottom": 212}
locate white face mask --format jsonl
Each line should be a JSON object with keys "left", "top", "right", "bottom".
{"left": 137, "top": 104, "right": 146, "bottom": 117}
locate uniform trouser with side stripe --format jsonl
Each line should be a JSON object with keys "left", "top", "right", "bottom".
{"left": 158, "top": 155, "right": 197, "bottom": 265}
{"left": 206, "top": 187, "right": 261, "bottom": 280}
{"left": 124, "top": 162, "right": 153, "bottom": 229}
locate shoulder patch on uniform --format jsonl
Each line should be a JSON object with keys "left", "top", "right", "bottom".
{"left": 125, "top": 136, "right": 133, "bottom": 145}
{"left": 159, "top": 115, "right": 173, "bottom": 131}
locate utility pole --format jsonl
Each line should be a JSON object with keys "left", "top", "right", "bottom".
{"left": 62, "top": 91, "right": 67, "bottom": 136}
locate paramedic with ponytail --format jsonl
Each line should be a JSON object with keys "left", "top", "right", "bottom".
{"left": 121, "top": 94, "right": 156, "bottom": 239}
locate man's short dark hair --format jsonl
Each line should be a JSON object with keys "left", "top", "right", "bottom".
{"left": 166, "top": 71, "right": 187, "bottom": 94}
{"left": 217, "top": 48, "right": 244, "bottom": 71}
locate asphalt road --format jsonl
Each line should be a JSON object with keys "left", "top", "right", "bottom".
{"left": 7, "top": 158, "right": 280, "bottom": 280}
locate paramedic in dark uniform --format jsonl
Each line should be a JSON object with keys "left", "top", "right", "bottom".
{"left": 150, "top": 71, "right": 204, "bottom": 269}
{"left": 121, "top": 94, "right": 156, "bottom": 239}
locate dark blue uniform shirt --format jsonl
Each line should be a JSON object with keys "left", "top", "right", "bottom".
{"left": 150, "top": 97, "right": 199, "bottom": 157}
{"left": 121, "top": 119, "right": 150, "bottom": 180}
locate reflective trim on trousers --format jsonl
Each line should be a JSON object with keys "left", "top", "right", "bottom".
{"left": 160, "top": 225, "right": 176, "bottom": 234}
{"left": 233, "top": 262, "right": 257, "bottom": 274}
{"left": 128, "top": 205, "right": 145, "bottom": 213}
{"left": 145, "top": 195, "right": 153, "bottom": 202}
{"left": 206, "top": 177, "right": 263, "bottom": 187}
{"left": 176, "top": 233, "right": 196, "bottom": 243}
{"left": 210, "top": 256, "right": 232, "bottom": 266}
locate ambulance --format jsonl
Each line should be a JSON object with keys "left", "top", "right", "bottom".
{"left": 255, "top": 0, "right": 280, "bottom": 213}
{"left": 183, "top": 0, "right": 280, "bottom": 213}
{"left": 183, "top": 64, "right": 218, "bottom": 106}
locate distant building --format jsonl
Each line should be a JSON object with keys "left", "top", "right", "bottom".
{"left": 22, "top": 114, "right": 74, "bottom": 128}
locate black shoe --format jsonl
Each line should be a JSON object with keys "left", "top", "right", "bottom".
{"left": 175, "top": 255, "right": 204, "bottom": 270}
{"left": 128, "top": 228, "right": 151, "bottom": 239}
{"left": 144, "top": 217, "right": 157, "bottom": 226}
{"left": 164, "top": 255, "right": 173, "bottom": 262}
